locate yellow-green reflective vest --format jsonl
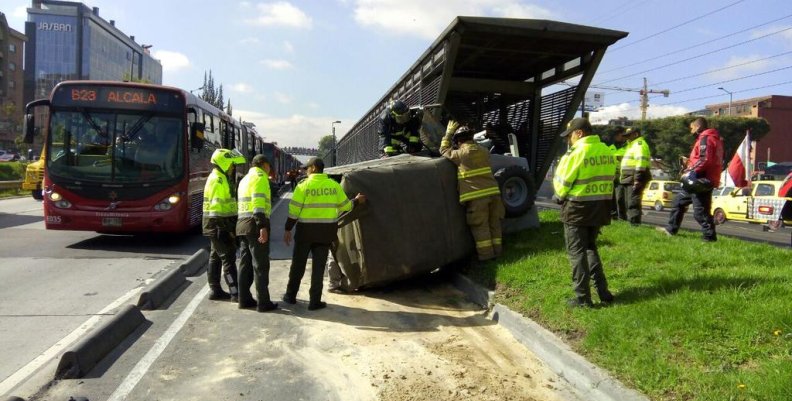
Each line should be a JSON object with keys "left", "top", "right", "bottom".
{"left": 288, "top": 173, "right": 352, "bottom": 223}
{"left": 620, "top": 137, "right": 652, "bottom": 180}
{"left": 237, "top": 166, "right": 271, "bottom": 218}
{"left": 553, "top": 135, "right": 617, "bottom": 201}
{"left": 203, "top": 168, "right": 237, "bottom": 218}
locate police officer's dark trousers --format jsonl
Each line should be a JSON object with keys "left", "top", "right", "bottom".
{"left": 564, "top": 224, "right": 610, "bottom": 303}
{"left": 285, "top": 241, "right": 330, "bottom": 304}
{"left": 614, "top": 183, "right": 628, "bottom": 220}
{"left": 626, "top": 181, "right": 647, "bottom": 225}
{"left": 666, "top": 189, "right": 716, "bottom": 241}
{"left": 238, "top": 233, "right": 272, "bottom": 305}
{"left": 208, "top": 231, "right": 238, "bottom": 296}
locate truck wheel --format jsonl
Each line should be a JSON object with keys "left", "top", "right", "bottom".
{"left": 713, "top": 208, "right": 726, "bottom": 225}
{"left": 31, "top": 189, "right": 43, "bottom": 200}
{"left": 494, "top": 166, "right": 534, "bottom": 217}
{"left": 654, "top": 201, "right": 663, "bottom": 211}
{"left": 767, "top": 219, "right": 783, "bottom": 231}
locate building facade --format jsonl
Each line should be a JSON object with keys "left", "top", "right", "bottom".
{"left": 23, "top": 0, "right": 162, "bottom": 104}
{"left": 707, "top": 95, "right": 792, "bottom": 166}
{"left": 0, "top": 12, "right": 27, "bottom": 149}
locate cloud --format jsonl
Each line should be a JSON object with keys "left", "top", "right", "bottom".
{"left": 240, "top": 37, "right": 261, "bottom": 45}
{"left": 273, "top": 91, "right": 293, "bottom": 104}
{"left": 707, "top": 55, "right": 777, "bottom": 82}
{"left": 260, "top": 59, "right": 293, "bottom": 70}
{"left": 151, "top": 50, "right": 190, "bottom": 72}
{"left": 247, "top": 1, "right": 312, "bottom": 29}
{"left": 589, "top": 102, "right": 689, "bottom": 125}
{"left": 353, "top": 0, "right": 553, "bottom": 39}
{"left": 5, "top": 5, "right": 28, "bottom": 31}
{"left": 750, "top": 25, "right": 792, "bottom": 45}
{"left": 234, "top": 111, "right": 345, "bottom": 148}
{"left": 283, "top": 40, "right": 295, "bottom": 54}
{"left": 230, "top": 83, "right": 253, "bottom": 93}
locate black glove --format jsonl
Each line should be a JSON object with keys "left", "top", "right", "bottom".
{"left": 551, "top": 195, "right": 564, "bottom": 205}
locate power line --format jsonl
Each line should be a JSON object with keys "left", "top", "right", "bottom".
{"left": 653, "top": 50, "right": 792, "bottom": 86}
{"left": 609, "top": 0, "right": 746, "bottom": 52}
{"left": 599, "top": 13, "right": 792, "bottom": 75}
{"left": 590, "top": 0, "right": 652, "bottom": 25}
{"left": 597, "top": 25, "right": 792, "bottom": 85}
{"left": 672, "top": 65, "right": 792, "bottom": 95}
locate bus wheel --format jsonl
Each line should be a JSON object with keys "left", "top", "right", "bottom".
{"left": 713, "top": 208, "right": 726, "bottom": 225}
{"left": 32, "top": 189, "right": 43, "bottom": 200}
{"left": 494, "top": 166, "right": 535, "bottom": 218}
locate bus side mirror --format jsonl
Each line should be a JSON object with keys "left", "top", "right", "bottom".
{"left": 190, "top": 122, "right": 205, "bottom": 150}
{"left": 24, "top": 114, "right": 35, "bottom": 144}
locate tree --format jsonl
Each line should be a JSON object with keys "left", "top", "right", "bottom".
{"left": 226, "top": 99, "right": 233, "bottom": 116}
{"left": 216, "top": 85, "right": 224, "bottom": 110}
{"left": 317, "top": 135, "right": 335, "bottom": 161}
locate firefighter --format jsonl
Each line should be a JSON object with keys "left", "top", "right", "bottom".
{"left": 441, "top": 121, "right": 504, "bottom": 261}
{"left": 378, "top": 99, "right": 422, "bottom": 157}
{"left": 619, "top": 127, "right": 652, "bottom": 225}
{"left": 203, "top": 148, "right": 247, "bottom": 301}
{"left": 552, "top": 118, "right": 617, "bottom": 307}
{"left": 236, "top": 154, "right": 278, "bottom": 312}
{"left": 282, "top": 157, "right": 366, "bottom": 310}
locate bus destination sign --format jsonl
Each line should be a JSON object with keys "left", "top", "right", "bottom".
{"left": 53, "top": 84, "right": 184, "bottom": 113}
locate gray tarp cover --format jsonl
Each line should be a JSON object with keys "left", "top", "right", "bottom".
{"left": 328, "top": 155, "right": 474, "bottom": 290}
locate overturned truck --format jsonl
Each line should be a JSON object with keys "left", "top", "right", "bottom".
{"left": 329, "top": 17, "right": 627, "bottom": 290}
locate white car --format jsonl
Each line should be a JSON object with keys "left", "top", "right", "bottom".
{"left": 0, "top": 150, "right": 20, "bottom": 162}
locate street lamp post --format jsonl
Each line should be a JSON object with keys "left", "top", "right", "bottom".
{"left": 717, "top": 87, "right": 733, "bottom": 116}
{"left": 331, "top": 120, "right": 341, "bottom": 166}
{"left": 190, "top": 85, "right": 205, "bottom": 95}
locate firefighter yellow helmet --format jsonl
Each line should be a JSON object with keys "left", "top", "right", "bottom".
{"left": 210, "top": 148, "right": 246, "bottom": 172}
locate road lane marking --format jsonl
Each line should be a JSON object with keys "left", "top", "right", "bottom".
{"left": 272, "top": 194, "right": 289, "bottom": 215}
{"left": 0, "top": 285, "right": 144, "bottom": 396}
{"left": 106, "top": 285, "right": 210, "bottom": 401}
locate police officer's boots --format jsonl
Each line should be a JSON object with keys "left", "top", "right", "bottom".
{"left": 208, "top": 285, "right": 232, "bottom": 301}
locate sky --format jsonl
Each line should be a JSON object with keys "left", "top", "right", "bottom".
{"left": 5, "top": 0, "right": 792, "bottom": 148}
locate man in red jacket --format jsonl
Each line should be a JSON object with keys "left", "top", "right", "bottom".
{"left": 659, "top": 117, "right": 724, "bottom": 242}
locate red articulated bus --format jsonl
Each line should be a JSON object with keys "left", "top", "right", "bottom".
{"left": 24, "top": 80, "right": 238, "bottom": 233}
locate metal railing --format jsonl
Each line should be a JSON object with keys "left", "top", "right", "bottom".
{"left": 0, "top": 180, "right": 23, "bottom": 190}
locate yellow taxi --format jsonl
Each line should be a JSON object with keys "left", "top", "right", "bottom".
{"left": 711, "top": 180, "right": 791, "bottom": 225}
{"left": 641, "top": 180, "right": 681, "bottom": 211}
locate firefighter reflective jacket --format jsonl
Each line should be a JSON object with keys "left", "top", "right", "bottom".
{"left": 202, "top": 167, "right": 237, "bottom": 235}
{"left": 553, "top": 135, "right": 617, "bottom": 226}
{"left": 236, "top": 166, "right": 271, "bottom": 236}
{"left": 440, "top": 137, "right": 501, "bottom": 203}
{"left": 620, "top": 137, "right": 652, "bottom": 184}
{"left": 286, "top": 173, "right": 354, "bottom": 243}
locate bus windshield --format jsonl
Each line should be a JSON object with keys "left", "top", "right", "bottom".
{"left": 47, "top": 110, "right": 184, "bottom": 184}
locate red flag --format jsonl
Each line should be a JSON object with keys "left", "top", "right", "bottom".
{"left": 726, "top": 132, "right": 751, "bottom": 188}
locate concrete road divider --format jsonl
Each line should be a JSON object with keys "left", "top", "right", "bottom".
{"left": 5, "top": 396, "right": 26, "bottom": 401}
{"left": 137, "top": 267, "right": 187, "bottom": 310}
{"left": 55, "top": 305, "right": 147, "bottom": 379}
{"left": 178, "top": 248, "right": 209, "bottom": 277}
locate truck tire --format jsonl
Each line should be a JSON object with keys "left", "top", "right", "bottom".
{"left": 32, "top": 189, "right": 43, "bottom": 200}
{"left": 494, "top": 166, "right": 535, "bottom": 217}
{"left": 713, "top": 208, "right": 726, "bottom": 225}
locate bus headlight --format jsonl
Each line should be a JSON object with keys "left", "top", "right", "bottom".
{"left": 48, "top": 192, "right": 72, "bottom": 209}
{"left": 154, "top": 193, "right": 181, "bottom": 211}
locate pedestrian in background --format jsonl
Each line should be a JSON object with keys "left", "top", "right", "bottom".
{"left": 619, "top": 127, "right": 652, "bottom": 226}
{"left": 282, "top": 157, "right": 366, "bottom": 310}
{"left": 236, "top": 154, "right": 278, "bottom": 312}
{"left": 659, "top": 117, "right": 723, "bottom": 242}
{"left": 552, "top": 118, "right": 616, "bottom": 308}
{"left": 609, "top": 127, "right": 627, "bottom": 220}
{"left": 203, "top": 148, "right": 247, "bottom": 301}
{"left": 441, "top": 121, "right": 504, "bottom": 261}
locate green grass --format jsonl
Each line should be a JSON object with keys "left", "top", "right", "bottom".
{"left": 468, "top": 210, "right": 792, "bottom": 401}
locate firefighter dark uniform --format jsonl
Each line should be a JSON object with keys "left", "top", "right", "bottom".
{"left": 441, "top": 122, "right": 504, "bottom": 261}
{"left": 619, "top": 128, "right": 652, "bottom": 225}
{"left": 553, "top": 118, "right": 616, "bottom": 307}
{"left": 203, "top": 148, "right": 246, "bottom": 301}
{"left": 236, "top": 155, "right": 278, "bottom": 312}
{"left": 283, "top": 157, "right": 364, "bottom": 310}
{"left": 378, "top": 99, "right": 422, "bottom": 157}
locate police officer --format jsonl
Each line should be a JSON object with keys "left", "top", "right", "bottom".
{"left": 282, "top": 157, "right": 366, "bottom": 310}
{"left": 441, "top": 121, "right": 504, "bottom": 261}
{"left": 609, "top": 127, "right": 627, "bottom": 220}
{"left": 236, "top": 154, "right": 278, "bottom": 312}
{"left": 619, "top": 127, "right": 652, "bottom": 225}
{"left": 552, "top": 118, "right": 617, "bottom": 308}
{"left": 378, "top": 99, "right": 422, "bottom": 157}
{"left": 203, "top": 148, "right": 246, "bottom": 301}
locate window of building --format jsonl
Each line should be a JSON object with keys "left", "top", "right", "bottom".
{"left": 8, "top": 81, "right": 15, "bottom": 89}
{"left": 9, "top": 62, "right": 16, "bottom": 71}
{"left": 9, "top": 44, "right": 16, "bottom": 53}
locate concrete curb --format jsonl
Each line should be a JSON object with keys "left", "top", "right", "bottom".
{"left": 5, "top": 396, "right": 25, "bottom": 401}
{"left": 451, "top": 273, "right": 649, "bottom": 401}
{"left": 137, "top": 266, "right": 187, "bottom": 310}
{"left": 54, "top": 304, "right": 146, "bottom": 379}
{"left": 178, "top": 248, "right": 209, "bottom": 276}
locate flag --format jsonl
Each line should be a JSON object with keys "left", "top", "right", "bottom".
{"left": 725, "top": 131, "right": 751, "bottom": 188}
